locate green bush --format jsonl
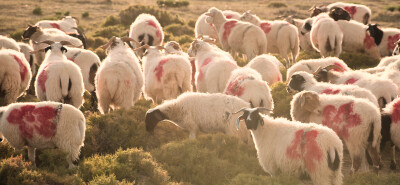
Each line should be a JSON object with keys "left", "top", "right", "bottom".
{"left": 268, "top": 2, "right": 287, "bottom": 8}
{"left": 386, "top": 6, "right": 400, "bottom": 12}
{"left": 339, "top": 51, "right": 379, "bottom": 70}
{"left": 103, "top": 15, "right": 120, "bottom": 27}
{"left": 119, "top": 5, "right": 184, "bottom": 27}
{"left": 343, "top": 172, "right": 400, "bottom": 185}
{"left": 86, "top": 36, "right": 108, "bottom": 50}
{"left": 32, "top": 7, "right": 42, "bottom": 15}
{"left": 9, "top": 29, "right": 25, "bottom": 42}
{"left": 176, "top": 35, "right": 193, "bottom": 45}
{"left": 82, "top": 12, "right": 89, "bottom": 18}
{"left": 157, "top": 0, "right": 189, "bottom": 8}
{"left": 94, "top": 47, "right": 107, "bottom": 61}
{"left": 271, "top": 82, "right": 293, "bottom": 119}
{"left": 88, "top": 174, "right": 133, "bottom": 185}
{"left": 93, "top": 25, "right": 127, "bottom": 39}
{"left": 165, "top": 24, "right": 194, "bottom": 37}
{"left": 64, "top": 11, "right": 70, "bottom": 16}
{"left": 228, "top": 173, "right": 301, "bottom": 185}
{"left": 0, "top": 155, "right": 45, "bottom": 184}
{"left": 187, "top": 20, "right": 196, "bottom": 28}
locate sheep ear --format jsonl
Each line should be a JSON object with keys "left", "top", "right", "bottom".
{"left": 205, "top": 12, "right": 212, "bottom": 16}
{"left": 303, "top": 92, "right": 320, "bottom": 112}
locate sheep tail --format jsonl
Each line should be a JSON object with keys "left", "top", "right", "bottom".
{"left": 328, "top": 34, "right": 336, "bottom": 52}
{"left": 327, "top": 147, "right": 340, "bottom": 171}
{"left": 60, "top": 73, "right": 70, "bottom": 97}
{"left": 106, "top": 76, "right": 119, "bottom": 99}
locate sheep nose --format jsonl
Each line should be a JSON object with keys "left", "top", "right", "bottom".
{"left": 301, "top": 32, "right": 305, "bottom": 36}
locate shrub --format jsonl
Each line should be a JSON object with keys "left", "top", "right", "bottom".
{"left": 268, "top": 2, "right": 287, "bottom": 8}
{"left": 94, "top": 47, "right": 106, "bottom": 61}
{"left": 93, "top": 25, "right": 127, "bottom": 39}
{"left": 88, "top": 174, "right": 133, "bottom": 185}
{"left": 339, "top": 51, "right": 379, "bottom": 70}
{"left": 187, "top": 20, "right": 196, "bottom": 28}
{"left": 0, "top": 141, "right": 24, "bottom": 160}
{"left": 9, "top": 29, "right": 25, "bottom": 42}
{"left": 271, "top": 82, "right": 293, "bottom": 119}
{"left": 64, "top": 11, "right": 70, "bottom": 16}
{"left": 157, "top": 0, "right": 189, "bottom": 8}
{"left": 176, "top": 35, "right": 193, "bottom": 45}
{"left": 343, "top": 172, "right": 400, "bottom": 185}
{"left": 165, "top": 24, "right": 194, "bottom": 37}
{"left": 119, "top": 5, "right": 184, "bottom": 27}
{"left": 103, "top": 15, "right": 120, "bottom": 27}
{"left": 0, "top": 155, "right": 45, "bottom": 184}
{"left": 32, "top": 7, "right": 42, "bottom": 15}
{"left": 228, "top": 173, "right": 301, "bottom": 185}
{"left": 86, "top": 36, "right": 108, "bottom": 50}
{"left": 82, "top": 12, "right": 89, "bottom": 18}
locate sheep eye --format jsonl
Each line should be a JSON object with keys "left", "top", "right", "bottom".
{"left": 305, "top": 23, "right": 311, "bottom": 30}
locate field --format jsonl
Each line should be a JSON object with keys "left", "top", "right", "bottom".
{"left": 1, "top": 0, "right": 400, "bottom": 184}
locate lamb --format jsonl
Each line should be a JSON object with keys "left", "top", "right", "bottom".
{"left": 246, "top": 54, "right": 283, "bottom": 85}
{"left": 286, "top": 57, "right": 350, "bottom": 80}
{"left": 287, "top": 71, "right": 378, "bottom": 107}
{"left": 195, "top": 10, "right": 241, "bottom": 41}
{"left": 235, "top": 107, "right": 343, "bottom": 185}
{"left": 0, "top": 35, "right": 20, "bottom": 51}
{"left": 291, "top": 91, "right": 382, "bottom": 173}
{"left": 141, "top": 45, "right": 192, "bottom": 104}
{"left": 381, "top": 97, "right": 400, "bottom": 170}
{"left": 129, "top": 13, "right": 164, "bottom": 57}
{"left": 35, "top": 16, "right": 79, "bottom": 34}
{"left": 224, "top": 67, "right": 273, "bottom": 114}
{"left": 284, "top": 16, "right": 314, "bottom": 52}
{"left": 0, "top": 49, "right": 32, "bottom": 106}
{"left": 95, "top": 37, "right": 144, "bottom": 114}
{"left": 240, "top": 12, "right": 299, "bottom": 67}
{"left": 205, "top": 7, "right": 267, "bottom": 60}
{"left": 145, "top": 92, "right": 252, "bottom": 144}
{"left": 33, "top": 41, "right": 84, "bottom": 108}
{"left": 367, "top": 24, "right": 400, "bottom": 57}
{"left": 327, "top": 2, "right": 371, "bottom": 25}
{"left": 188, "top": 39, "right": 238, "bottom": 93}
{"left": 0, "top": 101, "right": 85, "bottom": 169}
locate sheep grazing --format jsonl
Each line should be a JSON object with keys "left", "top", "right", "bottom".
{"left": 188, "top": 39, "right": 238, "bottom": 93}
{"left": 291, "top": 91, "right": 382, "bottom": 173}
{"left": 129, "top": 13, "right": 164, "bottom": 57}
{"left": 0, "top": 102, "right": 85, "bottom": 169}
{"left": 224, "top": 68, "right": 273, "bottom": 114}
{"left": 0, "top": 49, "right": 32, "bottom": 106}
{"left": 141, "top": 45, "right": 192, "bottom": 104}
{"left": 34, "top": 41, "right": 84, "bottom": 108}
{"left": 195, "top": 10, "right": 241, "bottom": 41}
{"left": 287, "top": 71, "right": 378, "bottom": 107}
{"left": 246, "top": 54, "right": 283, "bottom": 85}
{"left": 205, "top": 7, "right": 267, "bottom": 60}
{"left": 284, "top": 16, "right": 314, "bottom": 52}
{"left": 367, "top": 24, "right": 400, "bottom": 57}
{"left": 96, "top": 37, "right": 144, "bottom": 114}
{"left": 145, "top": 92, "right": 252, "bottom": 144}
{"left": 0, "top": 35, "right": 20, "bottom": 51}
{"left": 301, "top": 14, "right": 343, "bottom": 57}
{"left": 381, "top": 97, "right": 400, "bottom": 170}
{"left": 235, "top": 107, "right": 343, "bottom": 185}
{"left": 35, "top": 16, "right": 79, "bottom": 34}
{"left": 286, "top": 57, "right": 350, "bottom": 80}
{"left": 327, "top": 2, "right": 371, "bottom": 25}
{"left": 240, "top": 12, "right": 299, "bottom": 67}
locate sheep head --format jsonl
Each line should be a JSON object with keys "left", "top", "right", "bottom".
{"left": 145, "top": 108, "right": 168, "bottom": 133}
{"left": 22, "top": 25, "right": 40, "bottom": 40}
{"left": 234, "top": 107, "right": 270, "bottom": 130}
{"left": 313, "top": 65, "right": 342, "bottom": 83}
{"left": 300, "top": 18, "right": 313, "bottom": 35}
{"left": 393, "top": 39, "right": 400, "bottom": 55}
{"left": 329, "top": 7, "right": 351, "bottom": 21}
{"left": 135, "top": 45, "right": 164, "bottom": 57}
{"left": 164, "top": 41, "right": 182, "bottom": 54}
{"left": 287, "top": 72, "right": 315, "bottom": 93}
{"left": 309, "top": 5, "right": 328, "bottom": 17}
{"left": 239, "top": 11, "right": 254, "bottom": 22}
{"left": 68, "top": 27, "right": 87, "bottom": 49}
{"left": 366, "top": 24, "right": 383, "bottom": 46}
{"left": 101, "top": 36, "right": 127, "bottom": 51}
{"left": 205, "top": 7, "right": 226, "bottom": 26}
{"left": 63, "top": 16, "right": 79, "bottom": 25}
{"left": 291, "top": 91, "right": 320, "bottom": 123}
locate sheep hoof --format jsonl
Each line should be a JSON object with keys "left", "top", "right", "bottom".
{"left": 390, "top": 160, "right": 397, "bottom": 170}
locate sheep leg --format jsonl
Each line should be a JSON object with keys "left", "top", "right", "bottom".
{"left": 67, "top": 154, "right": 76, "bottom": 169}
{"left": 27, "top": 146, "right": 36, "bottom": 167}
{"left": 366, "top": 144, "right": 381, "bottom": 173}
{"left": 351, "top": 155, "right": 361, "bottom": 173}
{"left": 390, "top": 145, "right": 397, "bottom": 170}
{"left": 98, "top": 90, "right": 111, "bottom": 114}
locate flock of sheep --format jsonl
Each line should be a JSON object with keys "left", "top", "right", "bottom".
{"left": 1, "top": 1, "right": 400, "bottom": 184}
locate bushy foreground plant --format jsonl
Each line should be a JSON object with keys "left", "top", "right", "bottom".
{"left": 271, "top": 82, "right": 293, "bottom": 119}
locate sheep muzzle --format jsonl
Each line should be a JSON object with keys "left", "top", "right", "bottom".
{"left": 145, "top": 109, "right": 167, "bottom": 133}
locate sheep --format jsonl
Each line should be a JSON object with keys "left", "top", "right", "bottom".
{"left": 377, "top": 55, "right": 400, "bottom": 67}
{"left": 95, "top": 37, "right": 143, "bottom": 114}
{"left": 35, "top": 16, "right": 79, "bottom": 34}
{"left": 287, "top": 71, "right": 378, "bottom": 107}
{"left": 240, "top": 12, "right": 299, "bottom": 67}
{"left": 195, "top": 10, "right": 241, "bottom": 41}
{"left": 0, "top": 35, "right": 20, "bottom": 51}
{"left": 367, "top": 24, "right": 400, "bottom": 57}
{"left": 145, "top": 92, "right": 252, "bottom": 144}
{"left": 235, "top": 107, "right": 343, "bottom": 185}
{"left": 141, "top": 45, "right": 192, "bottom": 104}
{"left": 300, "top": 14, "right": 343, "bottom": 57}
{"left": 129, "top": 13, "right": 164, "bottom": 57}
{"left": 394, "top": 39, "right": 400, "bottom": 55}
{"left": 224, "top": 67, "right": 273, "bottom": 114}
{"left": 381, "top": 97, "right": 400, "bottom": 170}
{"left": 284, "top": 16, "right": 314, "bottom": 52}
{"left": 314, "top": 66, "right": 399, "bottom": 109}
{"left": 310, "top": 5, "right": 354, "bottom": 22}
{"left": 205, "top": 7, "right": 267, "bottom": 60}
{"left": 0, "top": 49, "right": 32, "bottom": 106}
{"left": 17, "top": 42, "right": 34, "bottom": 67}
{"left": 246, "top": 54, "right": 283, "bottom": 85}
{"left": 286, "top": 57, "right": 350, "bottom": 80}
{"left": 33, "top": 41, "right": 84, "bottom": 108}
{"left": 291, "top": 91, "right": 382, "bottom": 173}
{"left": 188, "top": 39, "right": 238, "bottom": 93}
{"left": 327, "top": 2, "right": 371, "bottom": 25}
{"left": 0, "top": 101, "right": 85, "bottom": 169}
{"left": 380, "top": 60, "right": 400, "bottom": 93}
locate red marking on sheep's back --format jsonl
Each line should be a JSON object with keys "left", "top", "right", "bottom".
{"left": 277, "top": 75, "right": 281, "bottom": 82}
{"left": 223, "top": 20, "right": 237, "bottom": 41}
{"left": 37, "top": 64, "right": 50, "bottom": 92}
{"left": 197, "top": 57, "right": 212, "bottom": 82}
{"left": 286, "top": 129, "right": 323, "bottom": 172}
{"left": 7, "top": 105, "right": 57, "bottom": 139}
{"left": 148, "top": 20, "right": 162, "bottom": 42}
{"left": 344, "top": 78, "right": 358, "bottom": 85}
{"left": 225, "top": 14, "right": 233, "bottom": 19}
{"left": 225, "top": 76, "right": 248, "bottom": 97}
{"left": 50, "top": 23, "right": 63, "bottom": 32}
{"left": 364, "top": 33, "right": 375, "bottom": 49}
{"left": 322, "top": 102, "right": 361, "bottom": 140}
{"left": 391, "top": 100, "right": 400, "bottom": 123}
{"left": 209, "top": 23, "right": 217, "bottom": 32}
{"left": 322, "top": 88, "right": 341, "bottom": 94}
{"left": 333, "top": 62, "right": 347, "bottom": 72}
{"left": 154, "top": 58, "right": 171, "bottom": 82}
{"left": 260, "top": 22, "right": 272, "bottom": 35}
{"left": 67, "top": 58, "right": 75, "bottom": 62}
{"left": 387, "top": 34, "right": 400, "bottom": 51}
{"left": 344, "top": 6, "right": 357, "bottom": 18}
{"left": 12, "top": 55, "right": 28, "bottom": 82}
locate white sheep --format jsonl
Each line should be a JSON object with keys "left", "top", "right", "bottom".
{"left": 145, "top": 92, "right": 252, "bottom": 144}
{"left": 377, "top": 55, "right": 400, "bottom": 67}
{"left": 291, "top": 91, "right": 382, "bottom": 173}
{"left": 380, "top": 60, "right": 400, "bottom": 93}
{"left": 17, "top": 42, "right": 34, "bottom": 67}
{"left": 367, "top": 24, "right": 400, "bottom": 57}
{"left": 394, "top": 39, "right": 400, "bottom": 55}
{"left": 284, "top": 16, "right": 314, "bottom": 52}
{"left": 327, "top": 2, "right": 371, "bottom": 25}
{"left": 188, "top": 39, "right": 238, "bottom": 93}
{"left": 381, "top": 97, "right": 400, "bottom": 170}
{"left": 224, "top": 67, "right": 273, "bottom": 114}
{"left": 205, "top": 7, "right": 267, "bottom": 60}
{"left": 240, "top": 12, "right": 299, "bottom": 67}
{"left": 34, "top": 41, "right": 84, "bottom": 108}
{"left": 129, "top": 13, "right": 164, "bottom": 57}
{"left": 95, "top": 37, "right": 144, "bottom": 114}
{"left": 35, "top": 16, "right": 79, "bottom": 34}
{"left": 0, "top": 35, "right": 20, "bottom": 51}
{"left": 195, "top": 10, "right": 241, "bottom": 41}
{"left": 246, "top": 54, "right": 283, "bottom": 85}
{"left": 235, "top": 107, "right": 343, "bottom": 185}
{"left": 0, "top": 49, "right": 32, "bottom": 106}
{"left": 287, "top": 71, "right": 378, "bottom": 107}
{"left": 141, "top": 45, "right": 192, "bottom": 104}
{"left": 0, "top": 101, "right": 85, "bottom": 169}
{"left": 286, "top": 57, "right": 350, "bottom": 80}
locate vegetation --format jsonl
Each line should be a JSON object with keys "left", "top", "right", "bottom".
{"left": 32, "top": 7, "right": 43, "bottom": 15}
{"left": 157, "top": 0, "right": 189, "bottom": 8}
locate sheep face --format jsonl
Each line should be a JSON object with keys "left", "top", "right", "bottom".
{"left": 301, "top": 19, "right": 313, "bottom": 35}
{"left": 366, "top": 24, "right": 383, "bottom": 46}
{"left": 235, "top": 108, "right": 265, "bottom": 130}
{"left": 205, "top": 7, "right": 226, "bottom": 26}
{"left": 313, "top": 65, "right": 342, "bottom": 83}
{"left": 239, "top": 12, "right": 257, "bottom": 24}
{"left": 294, "top": 91, "right": 320, "bottom": 114}
{"left": 393, "top": 39, "right": 400, "bottom": 55}
{"left": 329, "top": 7, "right": 351, "bottom": 21}
{"left": 23, "top": 25, "right": 40, "bottom": 39}
{"left": 62, "top": 16, "right": 79, "bottom": 25}
{"left": 309, "top": 5, "right": 328, "bottom": 17}
{"left": 164, "top": 41, "right": 182, "bottom": 53}
{"left": 145, "top": 108, "right": 168, "bottom": 133}
{"left": 188, "top": 40, "right": 204, "bottom": 57}
{"left": 287, "top": 74, "right": 307, "bottom": 93}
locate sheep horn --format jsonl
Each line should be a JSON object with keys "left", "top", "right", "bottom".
{"left": 323, "top": 64, "right": 343, "bottom": 72}
{"left": 255, "top": 107, "right": 272, "bottom": 113}
{"left": 100, "top": 36, "right": 116, "bottom": 50}
{"left": 308, "top": 5, "right": 316, "bottom": 12}
{"left": 71, "top": 16, "right": 80, "bottom": 24}
{"left": 133, "top": 44, "right": 150, "bottom": 51}
{"left": 120, "top": 37, "right": 140, "bottom": 45}
{"left": 313, "top": 66, "right": 323, "bottom": 75}
{"left": 155, "top": 45, "right": 166, "bottom": 50}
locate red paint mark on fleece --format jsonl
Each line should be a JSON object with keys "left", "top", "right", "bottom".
{"left": 260, "top": 22, "right": 272, "bottom": 35}
{"left": 322, "top": 88, "right": 341, "bottom": 94}
{"left": 49, "top": 23, "right": 64, "bottom": 32}
{"left": 223, "top": 20, "right": 237, "bottom": 41}
{"left": 190, "top": 58, "right": 196, "bottom": 84}
{"left": 277, "top": 75, "right": 281, "bottom": 82}
{"left": 344, "top": 78, "right": 358, "bottom": 85}
{"left": 333, "top": 62, "right": 347, "bottom": 72}
{"left": 286, "top": 129, "right": 323, "bottom": 172}
{"left": 344, "top": 6, "right": 357, "bottom": 18}
{"left": 67, "top": 58, "right": 75, "bottom": 63}
{"left": 225, "top": 76, "right": 250, "bottom": 97}
{"left": 148, "top": 20, "right": 162, "bottom": 42}
{"left": 209, "top": 23, "right": 217, "bottom": 32}
{"left": 387, "top": 34, "right": 400, "bottom": 51}
{"left": 12, "top": 55, "right": 28, "bottom": 82}
{"left": 322, "top": 102, "right": 361, "bottom": 140}
{"left": 391, "top": 100, "right": 400, "bottom": 123}
{"left": 197, "top": 57, "right": 212, "bottom": 82}
{"left": 37, "top": 64, "right": 51, "bottom": 92}
{"left": 7, "top": 105, "right": 58, "bottom": 139}
{"left": 225, "top": 14, "right": 233, "bottom": 19}
{"left": 154, "top": 58, "right": 171, "bottom": 82}
{"left": 364, "top": 33, "right": 375, "bottom": 49}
